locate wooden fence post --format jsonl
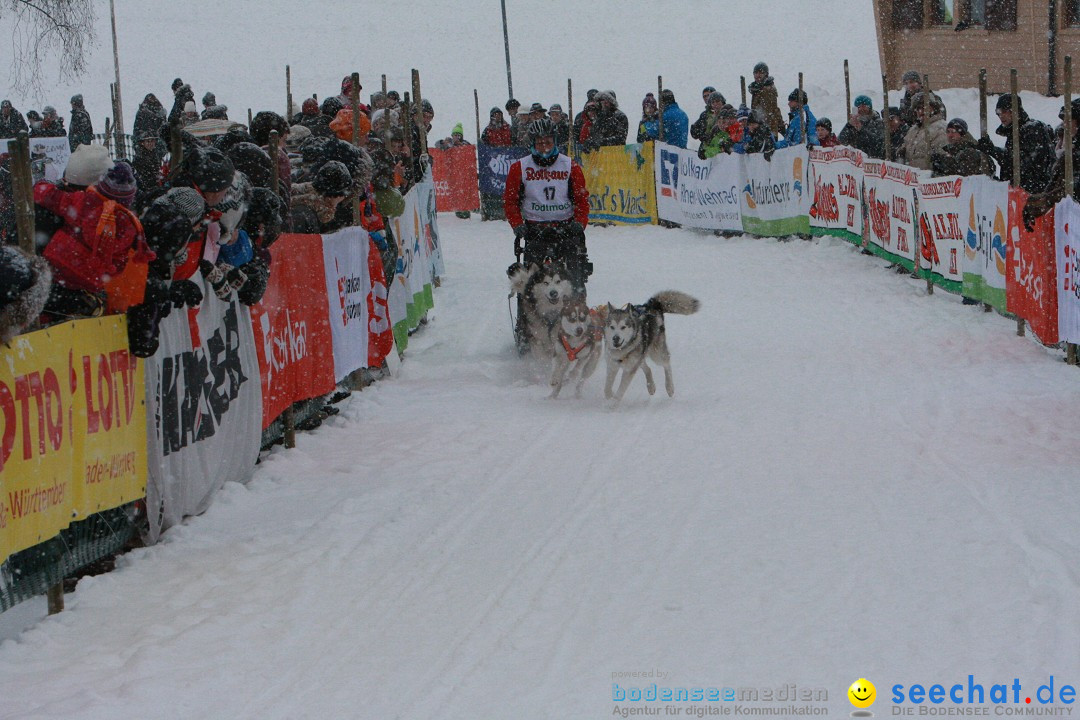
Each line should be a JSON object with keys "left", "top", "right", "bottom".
{"left": 1011, "top": 69, "right": 1025, "bottom": 337}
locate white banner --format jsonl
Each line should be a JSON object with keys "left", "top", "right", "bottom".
{"left": 322, "top": 226, "right": 373, "bottom": 381}
{"left": 144, "top": 275, "right": 263, "bottom": 542}
{"left": 808, "top": 146, "right": 865, "bottom": 241}
{"left": 740, "top": 145, "right": 810, "bottom": 236}
{"left": 863, "top": 159, "right": 919, "bottom": 269}
{"left": 1055, "top": 197, "right": 1080, "bottom": 344}
{"left": 917, "top": 176, "right": 966, "bottom": 291}
{"left": 389, "top": 181, "right": 435, "bottom": 331}
{"left": 5, "top": 136, "right": 71, "bottom": 184}
{"left": 961, "top": 175, "right": 1010, "bottom": 309}
{"left": 654, "top": 142, "right": 743, "bottom": 231}
{"left": 414, "top": 175, "right": 446, "bottom": 278}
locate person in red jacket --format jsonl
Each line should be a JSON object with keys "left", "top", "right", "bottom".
{"left": 35, "top": 161, "right": 154, "bottom": 319}
{"left": 481, "top": 108, "right": 512, "bottom": 146}
{"left": 503, "top": 118, "right": 591, "bottom": 292}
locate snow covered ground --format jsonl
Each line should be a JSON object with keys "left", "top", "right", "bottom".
{"left": 2, "top": 217, "right": 1079, "bottom": 719}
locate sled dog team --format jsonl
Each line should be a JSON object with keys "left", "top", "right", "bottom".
{"left": 508, "top": 259, "right": 700, "bottom": 403}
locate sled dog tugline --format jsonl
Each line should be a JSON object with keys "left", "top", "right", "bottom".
{"left": 504, "top": 117, "right": 592, "bottom": 352}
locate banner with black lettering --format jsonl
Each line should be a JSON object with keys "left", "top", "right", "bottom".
{"left": 740, "top": 145, "right": 810, "bottom": 236}
{"left": 863, "top": 159, "right": 919, "bottom": 271}
{"left": 144, "top": 277, "right": 262, "bottom": 542}
{"left": 580, "top": 143, "right": 658, "bottom": 225}
{"left": 5, "top": 136, "right": 70, "bottom": 184}
{"left": 654, "top": 142, "right": 742, "bottom": 231}
{"left": 916, "top": 176, "right": 966, "bottom": 293}
{"left": 808, "top": 146, "right": 865, "bottom": 244}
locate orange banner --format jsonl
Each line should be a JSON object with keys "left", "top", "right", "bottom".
{"left": 430, "top": 145, "right": 480, "bottom": 212}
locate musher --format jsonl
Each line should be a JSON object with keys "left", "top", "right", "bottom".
{"left": 503, "top": 117, "right": 592, "bottom": 293}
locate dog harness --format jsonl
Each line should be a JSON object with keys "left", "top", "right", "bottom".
{"left": 559, "top": 332, "right": 590, "bottom": 361}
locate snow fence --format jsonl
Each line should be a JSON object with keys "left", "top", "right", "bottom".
{"left": 0, "top": 175, "right": 443, "bottom": 607}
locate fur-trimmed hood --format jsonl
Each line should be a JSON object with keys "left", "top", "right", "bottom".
{"left": 0, "top": 247, "right": 52, "bottom": 344}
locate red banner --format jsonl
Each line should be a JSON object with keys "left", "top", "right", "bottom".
{"left": 250, "top": 234, "right": 337, "bottom": 429}
{"left": 367, "top": 240, "right": 394, "bottom": 367}
{"left": 430, "top": 145, "right": 480, "bottom": 212}
{"left": 1006, "top": 188, "right": 1059, "bottom": 345}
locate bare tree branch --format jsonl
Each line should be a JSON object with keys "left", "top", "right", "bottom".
{"left": 1, "top": 0, "right": 97, "bottom": 97}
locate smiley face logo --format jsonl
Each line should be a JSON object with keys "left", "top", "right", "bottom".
{"left": 848, "top": 678, "right": 876, "bottom": 709}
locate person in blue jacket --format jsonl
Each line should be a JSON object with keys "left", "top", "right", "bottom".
{"left": 658, "top": 89, "right": 689, "bottom": 149}
{"left": 777, "top": 89, "right": 818, "bottom": 148}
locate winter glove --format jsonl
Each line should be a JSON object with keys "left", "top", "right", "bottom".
{"left": 169, "top": 279, "right": 203, "bottom": 309}
{"left": 126, "top": 303, "right": 161, "bottom": 358}
{"left": 200, "top": 260, "right": 235, "bottom": 300}
{"left": 369, "top": 230, "right": 388, "bottom": 252}
{"left": 44, "top": 285, "right": 105, "bottom": 319}
{"left": 237, "top": 249, "right": 271, "bottom": 306}
{"left": 975, "top": 135, "right": 996, "bottom": 156}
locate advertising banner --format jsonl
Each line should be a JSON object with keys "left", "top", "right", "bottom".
{"left": 809, "top": 146, "right": 865, "bottom": 244}
{"left": 430, "top": 145, "right": 480, "bottom": 213}
{"left": 654, "top": 142, "right": 742, "bottom": 231}
{"left": 478, "top": 144, "right": 528, "bottom": 196}
{"left": 1006, "top": 187, "right": 1058, "bottom": 345}
{"left": 388, "top": 181, "right": 437, "bottom": 351}
{"left": 916, "top": 175, "right": 966, "bottom": 293}
{"left": 740, "top": 145, "right": 810, "bottom": 236}
{"left": 321, "top": 227, "right": 393, "bottom": 380}
{"left": 960, "top": 175, "right": 1010, "bottom": 309}
{"left": 863, "top": 159, "right": 920, "bottom": 270}
{"left": 580, "top": 143, "right": 657, "bottom": 225}
{"left": 144, "top": 276, "right": 262, "bottom": 542}
{"left": 1054, "top": 197, "right": 1080, "bottom": 344}
{"left": 1, "top": 317, "right": 146, "bottom": 563}
{"left": 250, "top": 233, "right": 336, "bottom": 428}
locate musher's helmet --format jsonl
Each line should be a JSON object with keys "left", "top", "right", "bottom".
{"left": 527, "top": 118, "right": 558, "bottom": 166}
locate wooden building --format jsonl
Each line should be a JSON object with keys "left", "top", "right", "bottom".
{"left": 872, "top": 0, "right": 1080, "bottom": 94}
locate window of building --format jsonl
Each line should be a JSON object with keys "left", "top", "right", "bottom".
{"left": 893, "top": 0, "right": 924, "bottom": 29}
{"left": 985, "top": 0, "right": 1017, "bottom": 30}
{"left": 1066, "top": 0, "right": 1080, "bottom": 27}
{"left": 963, "top": 0, "right": 987, "bottom": 25}
{"left": 931, "top": 0, "right": 955, "bottom": 25}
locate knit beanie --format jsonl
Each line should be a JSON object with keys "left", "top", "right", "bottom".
{"left": 854, "top": 95, "right": 873, "bottom": 109}
{"left": 302, "top": 98, "right": 319, "bottom": 116}
{"left": 164, "top": 187, "right": 207, "bottom": 224}
{"left": 902, "top": 70, "right": 921, "bottom": 84}
{"left": 63, "top": 143, "right": 113, "bottom": 186}
{"left": 452, "top": 123, "right": 464, "bottom": 137}
{"left": 312, "top": 160, "right": 352, "bottom": 197}
{"left": 946, "top": 118, "right": 969, "bottom": 133}
{"left": 96, "top": 161, "right": 137, "bottom": 207}
{"left": 996, "top": 94, "right": 1022, "bottom": 113}
{"left": 642, "top": 93, "right": 657, "bottom": 109}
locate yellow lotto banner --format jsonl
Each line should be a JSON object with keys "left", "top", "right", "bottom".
{"left": 0, "top": 317, "right": 146, "bottom": 562}
{"left": 580, "top": 143, "right": 658, "bottom": 226}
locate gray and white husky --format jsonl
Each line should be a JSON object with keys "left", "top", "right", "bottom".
{"left": 508, "top": 260, "right": 576, "bottom": 361}
{"left": 603, "top": 291, "right": 700, "bottom": 403}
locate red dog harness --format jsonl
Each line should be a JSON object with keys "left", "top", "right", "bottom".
{"left": 559, "top": 333, "right": 589, "bottom": 362}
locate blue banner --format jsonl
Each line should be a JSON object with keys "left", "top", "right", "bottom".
{"left": 478, "top": 144, "right": 529, "bottom": 196}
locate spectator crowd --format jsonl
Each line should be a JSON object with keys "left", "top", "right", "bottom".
{"left": 2, "top": 61, "right": 1080, "bottom": 351}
